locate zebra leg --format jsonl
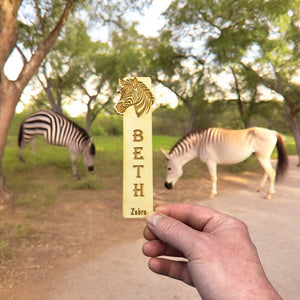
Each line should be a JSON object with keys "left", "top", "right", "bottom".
{"left": 19, "top": 142, "right": 26, "bottom": 162}
{"left": 69, "top": 144, "right": 81, "bottom": 179}
{"left": 19, "top": 151, "right": 26, "bottom": 162}
{"left": 257, "top": 157, "right": 276, "bottom": 199}
{"left": 256, "top": 173, "right": 268, "bottom": 193}
{"left": 72, "top": 158, "right": 81, "bottom": 180}
{"left": 70, "top": 152, "right": 81, "bottom": 180}
{"left": 206, "top": 161, "right": 217, "bottom": 198}
{"left": 30, "top": 137, "right": 36, "bottom": 155}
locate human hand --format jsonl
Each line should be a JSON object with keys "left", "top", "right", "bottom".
{"left": 142, "top": 203, "right": 282, "bottom": 300}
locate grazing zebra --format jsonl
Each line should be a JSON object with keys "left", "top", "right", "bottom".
{"left": 161, "top": 127, "right": 288, "bottom": 199}
{"left": 18, "top": 110, "right": 96, "bottom": 179}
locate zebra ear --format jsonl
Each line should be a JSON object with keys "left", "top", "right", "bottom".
{"left": 160, "top": 148, "right": 170, "bottom": 160}
{"left": 119, "top": 78, "right": 125, "bottom": 87}
{"left": 89, "top": 137, "right": 94, "bottom": 143}
{"left": 132, "top": 77, "right": 138, "bottom": 88}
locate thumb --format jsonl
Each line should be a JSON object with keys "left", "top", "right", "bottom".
{"left": 146, "top": 212, "right": 200, "bottom": 256}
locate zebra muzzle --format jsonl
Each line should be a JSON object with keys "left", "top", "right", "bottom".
{"left": 88, "top": 166, "right": 94, "bottom": 172}
{"left": 165, "top": 182, "right": 173, "bottom": 190}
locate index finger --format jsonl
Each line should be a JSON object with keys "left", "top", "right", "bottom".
{"left": 154, "top": 203, "right": 223, "bottom": 232}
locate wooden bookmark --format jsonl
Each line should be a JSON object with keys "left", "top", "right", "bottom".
{"left": 115, "top": 77, "right": 155, "bottom": 218}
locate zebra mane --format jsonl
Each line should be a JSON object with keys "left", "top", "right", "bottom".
{"left": 169, "top": 129, "right": 207, "bottom": 156}
{"left": 61, "top": 114, "right": 96, "bottom": 155}
{"left": 67, "top": 116, "right": 90, "bottom": 141}
{"left": 134, "top": 80, "right": 155, "bottom": 117}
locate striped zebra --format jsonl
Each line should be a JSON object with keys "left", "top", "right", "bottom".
{"left": 18, "top": 110, "right": 96, "bottom": 179}
{"left": 161, "top": 127, "right": 288, "bottom": 199}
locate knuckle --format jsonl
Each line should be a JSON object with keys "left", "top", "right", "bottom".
{"left": 227, "top": 216, "right": 249, "bottom": 235}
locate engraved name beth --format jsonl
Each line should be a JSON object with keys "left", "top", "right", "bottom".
{"left": 132, "top": 129, "right": 145, "bottom": 198}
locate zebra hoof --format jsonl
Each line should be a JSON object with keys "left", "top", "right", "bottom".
{"left": 264, "top": 193, "right": 273, "bottom": 200}
{"left": 19, "top": 156, "right": 26, "bottom": 163}
{"left": 209, "top": 193, "right": 216, "bottom": 199}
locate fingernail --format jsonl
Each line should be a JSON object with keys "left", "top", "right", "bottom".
{"left": 146, "top": 212, "right": 163, "bottom": 227}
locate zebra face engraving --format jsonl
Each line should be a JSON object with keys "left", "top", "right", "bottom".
{"left": 115, "top": 77, "right": 154, "bottom": 118}
{"left": 82, "top": 138, "right": 95, "bottom": 171}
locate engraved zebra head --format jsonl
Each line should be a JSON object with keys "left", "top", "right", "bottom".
{"left": 115, "top": 77, "right": 154, "bottom": 118}
{"left": 82, "top": 137, "right": 96, "bottom": 172}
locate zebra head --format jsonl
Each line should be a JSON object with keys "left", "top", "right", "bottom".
{"left": 82, "top": 137, "right": 96, "bottom": 172}
{"left": 161, "top": 148, "right": 183, "bottom": 190}
{"left": 115, "top": 77, "right": 154, "bottom": 118}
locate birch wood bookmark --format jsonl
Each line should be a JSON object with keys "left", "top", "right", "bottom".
{"left": 115, "top": 77, "right": 155, "bottom": 218}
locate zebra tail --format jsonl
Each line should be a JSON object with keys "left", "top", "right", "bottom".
{"left": 275, "top": 133, "right": 289, "bottom": 181}
{"left": 18, "top": 121, "right": 24, "bottom": 148}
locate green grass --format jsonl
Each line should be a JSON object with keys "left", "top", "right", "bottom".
{"left": 284, "top": 135, "right": 297, "bottom": 155}
{"left": 2, "top": 130, "right": 297, "bottom": 209}
{"left": 2, "top": 134, "right": 179, "bottom": 208}
{"left": 61, "top": 175, "right": 103, "bottom": 190}
{"left": 153, "top": 135, "right": 179, "bottom": 152}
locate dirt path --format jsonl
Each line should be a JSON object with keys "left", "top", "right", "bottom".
{"left": 1, "top": 156, "right": 299, "bottom": 300}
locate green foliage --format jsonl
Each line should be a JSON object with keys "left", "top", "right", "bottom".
{"left": 18, "top": 0, "right": 72, "bottom": 48}
{"left": 0, "top": 241, "right": 14, "bottom": 261}
{"left": 152, "top": 105, "right": 190, "bottom": 135}
{"left": 61, "top": 176, "right": 103, "bottom": 190}
{"left": 284, "top": 136, "right": 298, "bottom": 155}
{"left": 193, "top": 100, "right": 243, "bottom": 129}
{"left": 13, "top": 0, "right": 300, "bottom": 164}
{"left": 90, "top": 113, "right": 123, "bottom": 136}
{"left": 156, "top": 0, "right": 300, "bottom": 158}
{"left": 252, "top": 101, "right": 290, "bottom": 133}
{"left": 153, "top": 99, "right": 290, "bottom": 134}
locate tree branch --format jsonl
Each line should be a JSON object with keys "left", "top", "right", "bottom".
{"left": 230, "top": 67, "right": 244, "bottom": 117}
{"left": 0, "top": 0, "right": 22, "bottom": 80}
{"left": 17, "top": 2, "right": 74, "bottom": 89}
{"left": 155, "top": 78, "right": 183, "bottom": 100}
{"left": 16, "top": 44, "right": 28, "bottom": 64}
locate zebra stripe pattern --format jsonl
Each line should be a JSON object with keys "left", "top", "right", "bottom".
{"left": 18, "top": 110, "right": 95, "bottom": 179}
{"left": 170, "top": 129, "right": 223, "bottom": 157}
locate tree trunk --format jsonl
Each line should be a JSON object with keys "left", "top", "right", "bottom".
{"left": 185, "top": 108, "right": 196, "bottom": 134}
{"left": 244, "top": 65, "right": 300, "bottom": 165}
{"left": 0, "top": 80, "right": 22, "bottom": 203}
{"left": 86, "top": 103, "right": 92, "bottom": 134}
{"left": 0, "top": 0, "right": 22, "bottom": 203}
{"left": 287, "top": 114, "right": 300, "bottom": 166}
{"left": 0, "top": 2, "right": 73, "bottom": 203}
{"left": 284, "top": 95, "right": 300, "bottom": 166}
